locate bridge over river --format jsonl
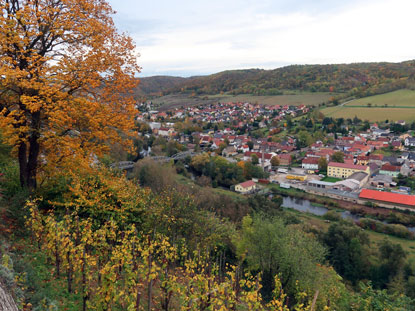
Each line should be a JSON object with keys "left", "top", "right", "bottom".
{"left": 110, "top": 151, "right": 201, "bottom": 171}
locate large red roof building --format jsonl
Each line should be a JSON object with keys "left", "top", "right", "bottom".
{"left": 359, "top": 189, "right": 415, "bottom": 208}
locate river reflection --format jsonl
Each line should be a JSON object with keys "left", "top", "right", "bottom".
{"left": 281, "top": 196, "right": 415, "bottom": 232}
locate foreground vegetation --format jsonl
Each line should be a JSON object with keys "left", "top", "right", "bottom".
{"left": 2, "top": 149, "right": 415, "bottom": 310}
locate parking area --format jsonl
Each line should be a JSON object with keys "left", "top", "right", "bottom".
{"left": 269, "top": 168, "right": 321, "bottom": 186}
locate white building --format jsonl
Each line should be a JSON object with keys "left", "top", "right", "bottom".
{"left": 405, "top": 137, "right": 415, "bottom": 147}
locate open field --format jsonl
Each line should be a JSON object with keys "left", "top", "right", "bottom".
{"left": 207, "top": 92, "right": 335, "bottom": 106}
{"left": 321, "top": 89, "right": 415, "bottom": 121}
{"left": 322, "top": 107, "right": 415, "bottom": 122}
{"left": 151, "top": 92, "right": 336, "bottom": 111}
{"left": 347, "top": 89, "right": 415, "bottom": 107}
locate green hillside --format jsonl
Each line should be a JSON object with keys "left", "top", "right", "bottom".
{"left": 321, "top": 89, "right": 415, "bottom": 121}
{"left": 136, "top": 61, "right": 415, "bottom": 99}
{"left": 346, "top": 89, "right": 415, "bottom": 107}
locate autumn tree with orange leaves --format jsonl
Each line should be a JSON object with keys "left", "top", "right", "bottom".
{"left": 0, "top": 0, "right": 140, "bottom": 189}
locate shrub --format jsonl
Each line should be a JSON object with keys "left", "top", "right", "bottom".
{"left": 324, "top": 210, "right": 341, "bottom": 222}
{"left": 358, "top": 219, "right": 414, "bottom": 239}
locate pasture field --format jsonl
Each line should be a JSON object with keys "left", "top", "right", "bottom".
{"left": 321, "top": 89, "right": 415, "bottom": 121}
{"left": 347, "top": 89, "right": 415, "bottom": 107}
{"left": 322, "top": 107, "right": 415, "bottom": 122}
{"left": 151, "top": 92, "right": 335, "bottom": 111}
{"left": 207, "top": 92, "right": 335, "bottom": 106}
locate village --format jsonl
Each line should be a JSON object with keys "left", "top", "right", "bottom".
{"left": 136, "top": 100, "right": 415, "bottom": 211}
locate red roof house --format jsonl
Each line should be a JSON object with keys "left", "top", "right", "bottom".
{"left": 279, "top": 154, "right": 292, "bottom": 166}
{"left": 328, "top": 162, "right": 368, "bottom": 170}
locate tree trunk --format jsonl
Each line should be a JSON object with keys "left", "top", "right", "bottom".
{"left": 0, "top": 282, "right": 18, "bottom": 311}
{"left": 27, "top": 130, "right": 40, "bottom": 190}
{"left": 147, "top": 251, "right": 153, "bottom": 311}
{"left": 27, "top": 110, "right": 40, "bottom": 189}
{"left": 18, "top": 141, "right": 28, "bottom": 188}
{"left": 67, "top": 251, "right": 73, "bottom": 293}
{"left": 17, "top": 131, "right": 40, "bottom": 191}
{"left": 17, "top": 109, "right": 40, "bottom": 191}
{"left": 55, "top": 223, "right": 60, "bottom": 277}
{"left": 82, "top": 248, "right": 88, "bottom": 311}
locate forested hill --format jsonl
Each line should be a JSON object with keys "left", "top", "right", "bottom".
{"left": 136, "top": 61, "right": 415, "bottom": 98}
{"left": 135, "top": 75, "right": 188, "bottom": 95}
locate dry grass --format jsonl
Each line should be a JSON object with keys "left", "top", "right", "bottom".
{"left": 152, "top": 92, "right": 335, "bottom": 111}
{"left": 207, "top": 92, "right": 335, "bottom": 106}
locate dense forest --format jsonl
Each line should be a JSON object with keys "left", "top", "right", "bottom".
{"left": 136, "top": 61, "right": 415, "bottom": 99}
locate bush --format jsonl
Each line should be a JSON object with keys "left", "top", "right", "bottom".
{"left": 358, "top": 219, "right": 414, "bottom": 239}
{"left": 4, "top": 189, "right": 30, "bottom": 237}
{"left": 384, "top": 224, "right": 413, "bottom": 239}
{"left": 350, "top": 206, "right": 365, "bottom": 216}
{"left": 0, "top": 264, "right": 15, "bottom": 289}
{"left": 0, "top": 162, "right": 20, "bottom": 197}
{"left": 364, "top": 201, "right": 377, "bottom": 208}
{"left": 324, "top": 210, "right": 341, "bottom": 222}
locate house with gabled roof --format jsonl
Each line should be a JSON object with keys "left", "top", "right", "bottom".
{"left": 301, "top": 157, "right": 319, "bottom": 170}
{"left": 279, "top": 153, "right": 292, "bottom": 166}
{"left": 380, "top": 164, "right": 401, "bottom": 177}
{"left": 327, "top": 162, "right": 370, "bottom": 179}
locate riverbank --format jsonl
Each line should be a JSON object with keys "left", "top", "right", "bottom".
{"left": 285, "top": 208, "right": 415, "bottom": 261}
{"left": 268, "top": 183, "right": 415, "bottom": 227}
{"left": 282, "top": 196, "right": 414, "bottom": 238}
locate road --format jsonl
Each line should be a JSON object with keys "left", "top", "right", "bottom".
{"left": 339, "top": 99, "right": 355, "bottom": 107}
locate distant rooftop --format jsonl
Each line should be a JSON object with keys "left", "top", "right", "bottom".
{"left": 328, "top": 162, "right": 368, "bottom": 170}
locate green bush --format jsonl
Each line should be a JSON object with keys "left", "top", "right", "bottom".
{"left": 324, "top": 210, "right": 341, "bottom": 221}
{"left": 0, "top": 162, "right": 20, "bottom": 198}
{"left": 358, "top": 218, "right": 414, "bottom": 239}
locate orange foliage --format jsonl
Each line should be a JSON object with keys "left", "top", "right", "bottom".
{"left": 0, "top": 0, "right": 140, "bottom": 188}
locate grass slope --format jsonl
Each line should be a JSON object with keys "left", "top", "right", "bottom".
{"left": 347, "top": 89, "right": 415, "bottom": 107}
{"left": 322, "top": 89, "right": 415, "bottom": 121}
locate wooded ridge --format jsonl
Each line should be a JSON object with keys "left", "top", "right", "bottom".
{"left": 136, "top": 61, "right": 415, "bottom": 98}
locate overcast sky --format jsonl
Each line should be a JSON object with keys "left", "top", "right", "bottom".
{"left": 108, "top": 0, "right": 415, "bottom": 77}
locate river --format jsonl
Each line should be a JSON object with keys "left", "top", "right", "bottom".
{"left": 281, "top": 196, "right": 415, "bottom": 232}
